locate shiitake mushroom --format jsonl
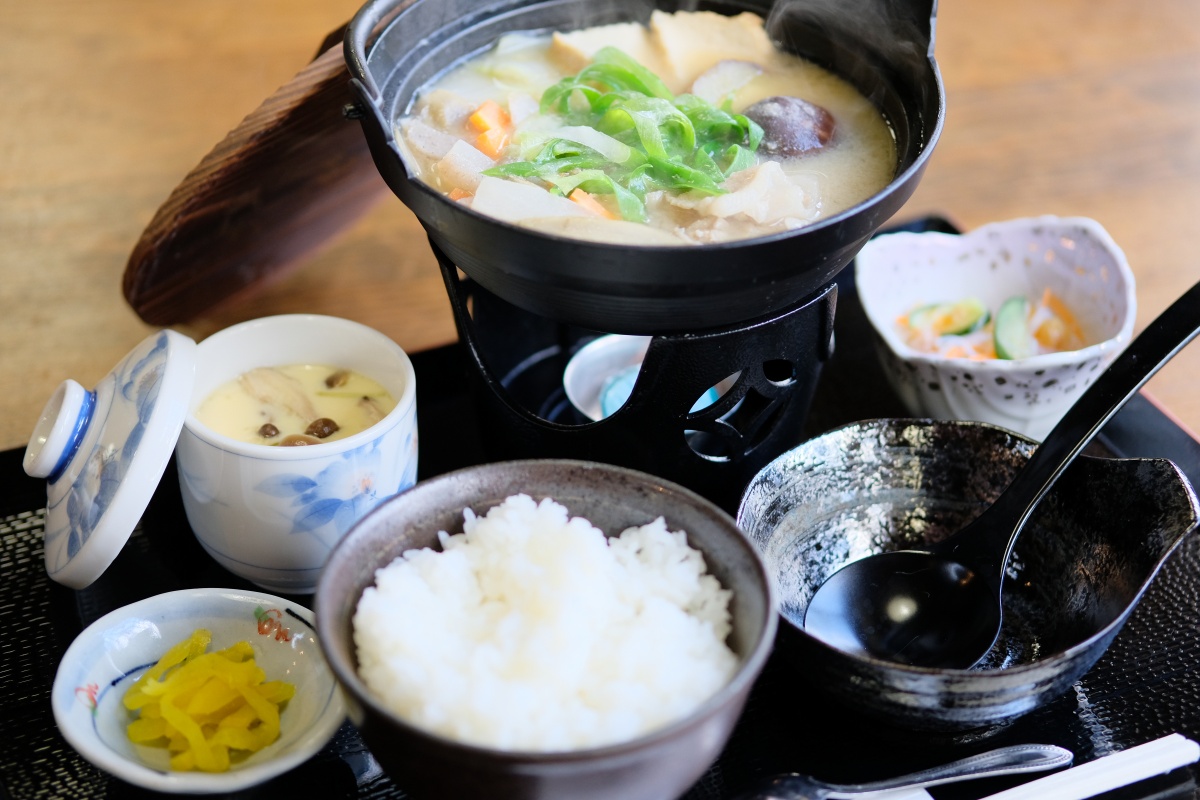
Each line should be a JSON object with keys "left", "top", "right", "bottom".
{"left": 743, "top": 96, "right": 835, "bottom": 157}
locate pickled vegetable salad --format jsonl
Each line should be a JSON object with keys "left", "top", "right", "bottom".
{"left": 897, "top": 289, "right": 1086, "bottom": 360}
{"left": 484, "top": 47, "right": 764, "bottom": 222}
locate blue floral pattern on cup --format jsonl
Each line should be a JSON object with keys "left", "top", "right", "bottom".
{"left": 255, "top": 439, "right": 405, "bottom": 542}
{"left": 177, "top": 415, "right": 418, "bottom": 593}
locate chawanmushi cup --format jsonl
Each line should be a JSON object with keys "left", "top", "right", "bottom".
{"left": 178, "top": 314, "right": 418, "bottom": 594}
{"left": 24, "top": 314, "right": 418, "bottom": 594}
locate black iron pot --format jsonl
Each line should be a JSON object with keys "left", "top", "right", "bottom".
{"left": 344, "top": 0, "right": 944, "bottom": 334}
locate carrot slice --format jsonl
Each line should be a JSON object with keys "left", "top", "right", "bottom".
{"left": 1032, "top": 289, "right": 1089, "bottom": 347}
{"left": 568, "top": 189, "right": 617, "bottom": 219}
{"left": 474, "top": 128, "right": 509, "bottom": 159}
{"left": 468, "top": 99, "right": 511, "bottom": 133}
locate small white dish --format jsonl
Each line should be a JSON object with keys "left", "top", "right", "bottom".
{"left": 856, "top": 216, "right": 1137, "bottom": 440}
{"left": 563, "top": 335, "right": 652, "bottom": 421}
{"left": 51, "top": 588, "right": 346, "bottom": 794}
{"left": 562, "top": 335, "right": 725, "bottom": 421}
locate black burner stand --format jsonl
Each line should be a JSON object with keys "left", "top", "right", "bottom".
{"left": 433, "top": 239, "right": 837, "bottom": 512}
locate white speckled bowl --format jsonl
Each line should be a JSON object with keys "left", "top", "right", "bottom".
{"left": 51, "top": 588, "right": 346, "bottom": 794}
{"left": 856, "top": 216, "right": 1137, "bottom": 440}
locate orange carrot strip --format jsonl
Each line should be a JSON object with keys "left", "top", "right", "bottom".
{"left": 447, "top": 187, "right": 472, "bottom": 202}
{"left": 974, "top": 339, "right": 997, "bottom": 359}
{"left": 568, "top": 189, "right": 617, "bottom": 220}
{"left": 1040, "top": 288, "right": 1086, "bottom": 345}
{"left": 1034, "top": 317, "right": 1067, "bottom": 349}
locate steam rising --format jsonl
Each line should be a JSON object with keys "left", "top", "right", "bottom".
{"left": 764, "top": 0, "right": 933, "bottom": 79}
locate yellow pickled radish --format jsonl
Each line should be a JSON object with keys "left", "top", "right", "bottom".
{"left": 126, "top": 716, "right": 168, "bottom": 742}
{"left": 124, "top": 629, "right": 210, "bottom": 710}
{"left": 185, "top": 677, "right": 242, "bottom": 716}
{"left": 217, "top": 641, "right": 255, "bottom": 662}
{"left": 123, "top": 628, "right": 295, "bottom": 772}
{"left": 256, "top": 681, "right": 296, "bottom": 705}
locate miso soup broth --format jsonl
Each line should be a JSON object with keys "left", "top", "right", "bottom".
{"left": 395, "top": 10, "right": 896, "bottom": 245}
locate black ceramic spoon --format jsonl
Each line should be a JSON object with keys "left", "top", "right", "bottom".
{"left": 740, "top": 743, "right": 1072, "bottom": 799}
{"left": 804, "top": 279, "right": 1200, "bottom": 669}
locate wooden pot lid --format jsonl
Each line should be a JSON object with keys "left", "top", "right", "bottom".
{"left": 123, "top": 28, "right": 389, "bottom": 325}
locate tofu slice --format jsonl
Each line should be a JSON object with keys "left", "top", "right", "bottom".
{"left": 549, "top": 11, "right": 773, "bottom": 95}
{"left": 549, "top": 21, "right": 673, "bottom": 88}
{"left": 649, "top": 10, "right": 773, "bottom": 89}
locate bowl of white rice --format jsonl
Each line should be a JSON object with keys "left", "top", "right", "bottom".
{"left": 315, "top": 459, "right": 777, "bottom": 800}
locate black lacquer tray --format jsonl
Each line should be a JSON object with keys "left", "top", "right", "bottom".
{"left": 4, "top": 218, "right": 1200, "bottom": 799}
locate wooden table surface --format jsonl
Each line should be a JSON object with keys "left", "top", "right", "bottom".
{"left": 3, "top": 0, "right": 1198, "bottom": 456}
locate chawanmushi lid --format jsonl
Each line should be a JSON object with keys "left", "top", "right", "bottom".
{"left": 23, "top": 330, "right": 196, "bottom": 589}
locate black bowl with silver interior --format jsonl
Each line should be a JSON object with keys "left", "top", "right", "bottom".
{"left": 343, "top": 0, "right": 943, "bottom": 333}
{"left": 736, "top": 419, "right": 1200, "bottom": 733}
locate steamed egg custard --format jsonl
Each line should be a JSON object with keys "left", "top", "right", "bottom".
{"left": 396, "top": 10, "right": 896, "bottom": 245}
{"left": 196, "top": 365, "right": 396, "bottom": 446}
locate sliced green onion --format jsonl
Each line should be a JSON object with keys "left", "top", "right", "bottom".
{"left": 543, "top": 170, "right": 647, "bottom": 221}
{"left": 647, "top": 156, "right": 724, "bottom": 194}
{"left": 489, "top": 47, "right": 766, "bottom": 222}
{"left": 545, "top": 126, "right": 640, "bottom": 164}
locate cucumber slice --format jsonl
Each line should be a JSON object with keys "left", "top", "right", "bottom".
{"left": 907, "top": 298, "right": 990, "bottom": 335}
{"left": 994, "top": 296, "right": 1033, "bottom": 359}
{"left": 905, "top": 303, "right": 940, "bottom": 330}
